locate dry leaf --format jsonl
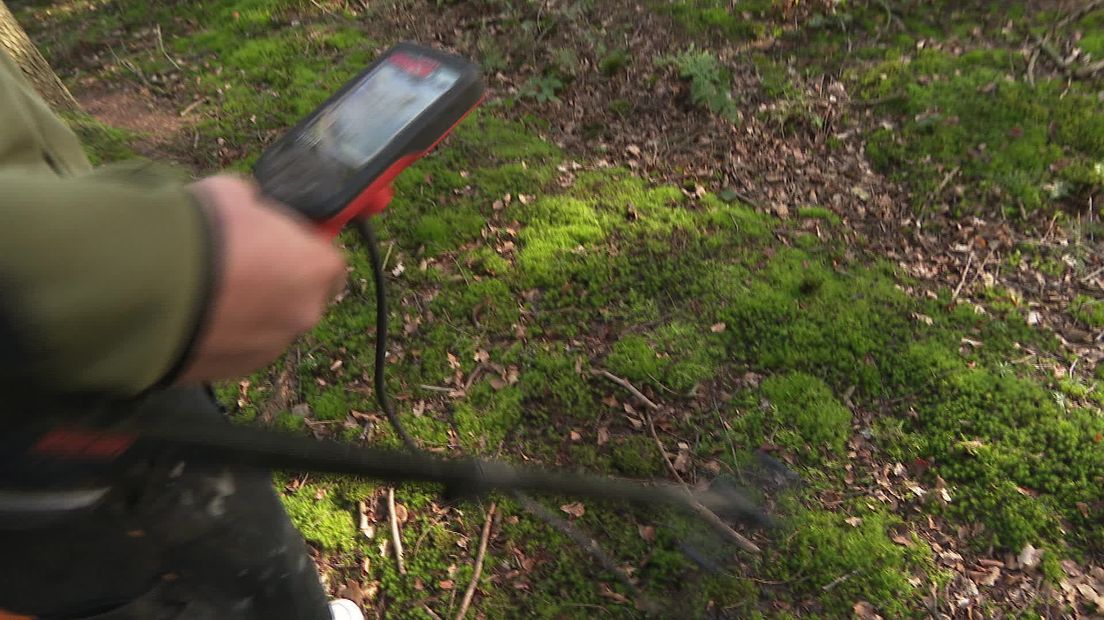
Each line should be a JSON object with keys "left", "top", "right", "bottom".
{"left": 852, "top": 601, "right": 882, "bottom": 619}
{"left": 891, "top": 535, "right": 914, "bottom": 548}
{"left": 438, "top": 580, "right": 455, "bottom": 590}
{"left": 560, "top": 502, "right": 585, "bottom": 518}
{"left": 638, "top": 525, "right": 656, "bottom": 542}
{"left": 474, "top": 350, "right": 490, "bottom": 363}
{"left": 393, "top": 502, "right": 409, "bottom": 525}
{"left": 597, "top": 426, "right": 610, "bottom": 446}
{"left": 446, "top": 353, "right": 461, "bottom": 370}
{"left": 598, "top": 583, "right": 629, "bottom": 604}
{"left": 672, "top": 450, "right": 690, "bottom": 473}
{"left": 710, "top": 322, "right": 727, "bottom": 333}
{"left": 569, "top": 430, "right": 582, "bottom": 442}
{"left": 845, "top": 517, "right": 862, "bottom": 527}
{"left": 1019, "top": 544, "right": 1042, "bottom": 569}
{"left": 336, "top": 579, "right": 366, "bottom": 606}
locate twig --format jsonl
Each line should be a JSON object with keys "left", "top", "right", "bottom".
{"left": 1056, "top": 0, "right": 1104, "bottom": 30}
{"left": 419, "top": 384, "right": 455, "bottom": 394}
{"left": 455, "top": 502, "right": 497, "bottom": 620}
{"left": 1026, "top": 46, "right": 1039, "bottom": 87}
{"left": 423, "top": 606, "right": 443, "bottom": 620}
{"left": 1080, "top": 264, "right": 1104, "bottom": 283}
{"left": 463, "top": 363, "right": 487, "bottom": 392}
{"left": 1073, "top": 58, "right": 1104, "bottom": 79}
{"left": 822, "top": 569, "right": 861, "bottom": 592}
{"left": 180, "top": 98, "right": 204, "bottom": 117}
{"left": 725, "top": 187, "right": 763, "bottom": 210}
{"left": 934, "top": 166, "right": 960, "bottom": 197}
{"left": 388, "top": 487, "right": 407, "bottom": 575}
{"left": 595, "top": 369, "right": 659, "bottom": 410}
{"left": 382, "top": 241, "right": 396, "bottom": 273}
{"left": 951, "top": 252, "right": 974, "bottom": 302}
{"left": 645, "top": 413, "right": 761, "bottom": 554}
{"left": 154, "top": 25, "right": 184, "bottom": 73}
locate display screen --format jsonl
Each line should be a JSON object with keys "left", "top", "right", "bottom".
{"left": 254, "top": 47, "right": 478, "bottom": 221}
{"left": 303, "top": 58, "right": 461, "bottom": 169}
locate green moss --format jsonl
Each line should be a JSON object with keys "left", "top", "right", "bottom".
{"left": 518, "top": 347, "right": 595, "bottom": 420}
{"left": 797, "top": 205, "right": 841, "bottom": 225}
{"left": 273, "top": 409, "right": 306, "bottom": 433}
{"left": 893, "top": 346, "right": 1104, "bottom": 552}
{"left": 771, "top": 507, "right": 929, "bottom": 616}
{"left": 308, "top": 388, "right": 354, "bottom": 421}
{"left": 733, "top": 372, "right": 851, "bottom": 460}
{"left": 453, "top": 383, "right": 523, "bottom": 452}
{"left": 1071, "top": 294, "right": 1104, "bottom": 329}
{"left": 858, "top": 48, "right": 1104, "bottom": 216}
{"left": 281, "top": 485, "right": 357, "bottom": 552}
{"left": 715, "top": 249, "right": 914, "bottom": 396}
{"left": 659, "top": 0, "right": 774, "bottom": 40}
{"left": 606, "top": 321, "right": 724, "bottom": 393}
{"left": 599, "top": 49, "right": 629, "bottom": 76}
{"left": 610, "top": 434, "right": 665, "bottom": 477}
{"left": 62, "top": 114, "right": 135, "bottom": 165}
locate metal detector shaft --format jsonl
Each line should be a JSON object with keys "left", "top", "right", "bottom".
{"left": 135, "top": 422, "right": 770, "bottom": 527}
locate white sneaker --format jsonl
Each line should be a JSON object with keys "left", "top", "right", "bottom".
{"left": 328, "top": 598, "right": 365, "bottom": 620}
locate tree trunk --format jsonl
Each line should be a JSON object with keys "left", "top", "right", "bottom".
{"left": 0, "top": 0, "right": 79, "bottom": 111}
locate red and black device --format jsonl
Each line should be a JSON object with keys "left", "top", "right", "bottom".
{"left": 253, "top": 42, "right": 485, "bottom": 234}
{"left": 0, "top": 42, "right": 770, "bottom": 534}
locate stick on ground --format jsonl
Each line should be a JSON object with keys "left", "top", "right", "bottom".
{"left": 388, "top": 487, "right": 407, "bottom": 575}
{"left": 645, "top": 413, "right": 761, "bottom": 555}
{"left": 598, "top": 367, "right": 761, "bottom": 554}
{"left": 455, "top": 502, "right": 497, "bottom": 620}
{"left": 596, "top": 369, "right": 659, "bottom": 410}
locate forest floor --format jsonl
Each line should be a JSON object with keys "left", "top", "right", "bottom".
{"left": 15, "top": 0, "right": 1104, "bottom": 617}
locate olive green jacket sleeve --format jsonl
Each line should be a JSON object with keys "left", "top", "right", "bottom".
{"left": 0, "top": 50, "right": 214, "bottom": 397}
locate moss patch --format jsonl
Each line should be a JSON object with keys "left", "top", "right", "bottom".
{"left": 858, "top": 48, "right": 1104, "bottom": 216}
{"left": 734, "top": 372, "right": 852, "bottom": 459}
{"left": 769, "top": 506, "right": 932, "bottom": 617}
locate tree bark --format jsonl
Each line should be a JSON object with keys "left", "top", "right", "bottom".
{"left": 0, "top": 0, "right": 79, "bottom": 111}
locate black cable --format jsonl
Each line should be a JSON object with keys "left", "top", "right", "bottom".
{"left": 354, "top": 218, "right": 419, "bottom": 452}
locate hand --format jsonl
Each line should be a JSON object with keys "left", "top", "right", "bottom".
{"left": 177, "top": 175, "right": 346, "bottom": 383}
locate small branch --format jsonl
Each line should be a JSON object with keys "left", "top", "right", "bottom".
{"left": 822, "top": 569, "right": 861, "bottom": 592}
{"left": 455, "top": 502, "right": 497, "bottom": 620}
{"left": 1080, "top": 264, "right": 1104, "bottom": 284}
{"left": 1026, "top": 46, "right": 1040, "bottom": 87}
{"left": 419, "top": 384, "right": 455, "bottom": 394}
{"left": 463, "top": 363, "right": 487, "bottom": 392}
{"left": 595, "top": 369, "right": 659, "bottom": 410}
{"left": 382, "top": 241, "right": 396, "bottom": 273}
{"left": 725, "top": 186, "right": 764, "bottom": 210}
{"left": 388, "top": 487, "right": 407, "bottom": 575}
{"left": 1073, "top": 58, "right": 1104, "bottom": 79}
{"left": 1056, "top": 0, "right": 1104, "bottom": 30}
{"left": 645, "top": 413, "right": 761, "bottom": 554}
{"left": 951, "top": 252, "right": 974, "bottom": 303}
{"left": 154, "top": 25, "right": 184, "bottom": 73}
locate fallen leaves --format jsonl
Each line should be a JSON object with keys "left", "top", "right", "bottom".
{"left": 559, "top": 502, "right": 585, "bottom": 519}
